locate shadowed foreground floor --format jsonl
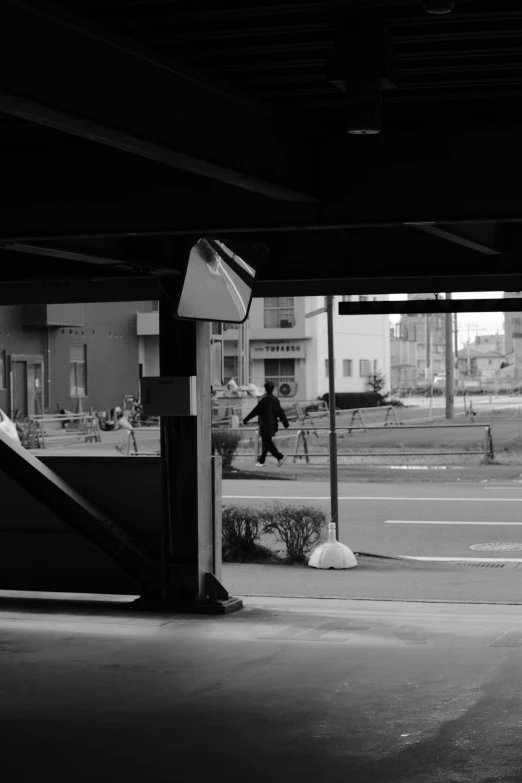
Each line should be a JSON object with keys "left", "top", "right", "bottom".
{"left": 1, "top": 595, "right": 522, "bottom": 782}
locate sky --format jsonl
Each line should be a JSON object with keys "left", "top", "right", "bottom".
{"left": 389, "top": 292, "right": 505, "bottom": 349}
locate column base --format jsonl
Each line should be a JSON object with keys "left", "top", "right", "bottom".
{"left": 131, "top": 596, "right": 243, "bottom": 615}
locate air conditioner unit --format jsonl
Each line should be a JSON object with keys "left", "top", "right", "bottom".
{"left": 279, "top": 319, "right": 293, "bottom": 328}
{"left": 279, "top": 381, "right": 298, "bottom": 398}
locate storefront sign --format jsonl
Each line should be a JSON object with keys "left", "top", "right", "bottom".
{"left": 251, "top": 341, "right": 304, "bottom": 357}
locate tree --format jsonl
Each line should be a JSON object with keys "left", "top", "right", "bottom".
{"left": 367, "top": 370, "right": 388, "bottom": 401}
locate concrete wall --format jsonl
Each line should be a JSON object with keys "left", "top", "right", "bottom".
{"left": 0, "top": 456, "right": 162, "bottom": 594}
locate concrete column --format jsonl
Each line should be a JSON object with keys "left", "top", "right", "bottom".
{"left": 149, "top": 295, "right": 241, "bottom": 613}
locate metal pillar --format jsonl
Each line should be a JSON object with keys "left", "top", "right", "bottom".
{"left": 445, "top": 292, "right": 454, "bottom": 420}
{"left": 326, "top": 295, "right": 339, "bottom": 538}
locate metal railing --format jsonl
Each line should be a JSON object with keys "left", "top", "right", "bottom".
{"left": 25, "top": 413, "right": 102, "bottom": 449}
{"left": 115, "top": 418, "right": 495, "bottom": 465}
{"left": 220, "top": 422, "right": 495, "bottom": 465}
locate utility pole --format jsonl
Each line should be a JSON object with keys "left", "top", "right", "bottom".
{"left": 445, "top": 292, "right": 454, "bottom": 419}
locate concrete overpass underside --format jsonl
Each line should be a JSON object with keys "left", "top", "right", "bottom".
{"left": 0, "top": 0, "right": 521, "bottom": 606}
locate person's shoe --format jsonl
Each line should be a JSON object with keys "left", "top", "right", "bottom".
{"left": 256, "top": 461, "right": 265, "bottom": 467}
{"left": 277, "top": 455, "right": 287, "bottom": 467}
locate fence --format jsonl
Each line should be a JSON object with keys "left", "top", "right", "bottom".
{"left": 225, "top": 422, "right": 495, "bottom": 466}
{"left": 211, "top": 400, "right": 398, "bottom": 430}
{"left": 24, "top": 413, "right": 102, "bottom": 449}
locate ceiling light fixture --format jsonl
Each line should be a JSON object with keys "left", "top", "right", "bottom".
{"left": 423, "top": 1, "right": 455, "bottom": 14}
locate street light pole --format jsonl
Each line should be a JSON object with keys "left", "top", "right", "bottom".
{"left": 326, "top": 295, "right": 339, "bottom": 538}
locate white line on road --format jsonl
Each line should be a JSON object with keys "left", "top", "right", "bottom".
{"left": 386, "top": 520, "right": 522, "bottom": 525}
{"left": 400, "top": 556, "right": 522, "bottom": 563}
{"left": 223, "top": 495, "right": 522, "bottom": 502}
{"left": 484, "top": 486, "right": 522, "bottom": 490}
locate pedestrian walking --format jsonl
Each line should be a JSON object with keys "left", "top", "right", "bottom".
{"left": 243, "top": 381, "right": 289, "bottom": 467}
{"left": 114, "top": 406, "right": 138, "bottom": 454}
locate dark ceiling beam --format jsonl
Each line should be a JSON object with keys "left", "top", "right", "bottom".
{"left": 0, "top": 0, "right": 316, "bottom": 203}
{"left": 407, "top": 223, "right": 503, "bottom": 255}
{"left": 2, "top": 242, "right": 182, "bottom": 276}
{"left": 0, "top": 278, "right": 160, "bottom": 306}
{"left": 255, "top": 275, "right": 522, "bottom": 298}
{"left": 323, "top": 128, "right": 522, "bottom": 225}
{"left": 4, "top": 123, "right": 522, "bottom": 240}
{"left": 2, "top": 226, "right": 522, "bottom": 304}
{"left": 0, "top": 149, "right": 317, "bottom": 241}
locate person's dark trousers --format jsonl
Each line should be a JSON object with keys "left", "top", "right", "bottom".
{"left": 259, "top": 436, "right": 283, "bottom": 464}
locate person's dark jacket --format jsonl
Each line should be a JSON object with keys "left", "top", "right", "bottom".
{"left": 243, "top": 393, "right": 289, "bottom": 439}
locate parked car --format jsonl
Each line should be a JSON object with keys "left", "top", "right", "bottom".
{"left": 0, "top": 408, "right": 21, "bottom": 444}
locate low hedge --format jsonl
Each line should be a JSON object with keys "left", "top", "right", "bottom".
{"left": 212, "top": 429, "right": 242, "bottom": 470}
{"left": 222, "top": 503, "right": 328, "bottom": 564}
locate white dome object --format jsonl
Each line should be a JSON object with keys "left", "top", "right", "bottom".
{"left": 308, "top": 523, "right": 358, "bottom": 569}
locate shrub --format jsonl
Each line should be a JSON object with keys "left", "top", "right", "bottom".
{"left": 222, "top": 505, "right": 276, "bottom": 562}
{"left": 212, "top": 428, "right": 243, "bottom": 470}
{"left": 261, "top": 504, "right": 328, "bottom": 563}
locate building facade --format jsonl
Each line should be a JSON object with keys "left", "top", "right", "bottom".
{"left": 503, "top": 292, "right": 522, "bottom": 355}
{"left": 223, "top": 295, "right": 391, "bottom": 401}
{"left": 390, "top": 294, "right": 446, "bottom": 390}
{"left": 0, "top": 301, "right": 156, "bottom": 418}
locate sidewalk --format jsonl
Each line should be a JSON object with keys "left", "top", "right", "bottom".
{"left": 227, "top": 463, "right": 522, "bottom": 483}
{"left": 223, "top": 554, "right": 522, "bottom": 604}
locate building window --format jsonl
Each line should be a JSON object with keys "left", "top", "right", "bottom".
{"left": 342, "top": 295, "right": 352, "bottom": 302}
{"left": 224, "top": 356, "right": 238, "bottom": 383}
{"left": 373, "top": 359, "right": 378, "bottom": 373}
{"left": 151, "top": 301, "right": 159, "bottom": 311}
{"left": 0, "top": 350, "right": 5, "bottom": 389}
{"left": 343, "top": 359, "right": 352, "bottom": 377}
{"left": 488, "top": 359, "right": 493, "bottom": 365}
{"left": 359, "top": 295, "right": 368, "bottom": 302}
{"left": 265, "top": 358, "right": 295, "bottom": 388}
{"left": 70, "top": 345, "right": 87, "bottom": 397}
{"left": 264, "top": 297, "right": 295, "bottom": 329}
{"left": 360, "top": 359, "right": 371, "bottom": 377}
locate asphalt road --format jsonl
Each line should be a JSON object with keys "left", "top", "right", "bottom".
{"left": 222, "top": 479, "right": 522, "bottom": 561}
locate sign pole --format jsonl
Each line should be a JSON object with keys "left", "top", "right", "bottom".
{"left": 445, "top": 292, "right": 454, "bottom": 420}
{"left": 326, "top": 295, "right": 339, "bottom": 538}
{"left": 306, "top": 297, "right": 356, "bottom": 569}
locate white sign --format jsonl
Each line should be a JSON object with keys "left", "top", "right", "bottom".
{"left": 251, "top": 341, "right": 304, "bottom": 358}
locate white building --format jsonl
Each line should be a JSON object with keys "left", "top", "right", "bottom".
{"left": 224, "top": 295, "right": 390, "bottom": 401}
{"left": 134, "top": 296, "right": 391, "bottom": 402}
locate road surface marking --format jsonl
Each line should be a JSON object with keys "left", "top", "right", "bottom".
{"left": 223, "top": 495, "right": 522, "bottom": 502}
{"left": 484, "top": 486, "right": 522, "bottom": 490}
{"left": 399, "top": 556, "right": 522, "bottom": 562}
{"left": 385, "top": 520, "right": 522, "bottom": 525}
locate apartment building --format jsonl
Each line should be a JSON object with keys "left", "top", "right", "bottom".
{"left": 390, "top": 294, "right": 447, "bottom": 389}
{"left": 0, "top": 301, "right": 156, "bottom": 418}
